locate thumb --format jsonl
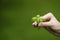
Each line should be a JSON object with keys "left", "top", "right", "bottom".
{"left": 38, "top": 22, "right": 52, "bottom": 27}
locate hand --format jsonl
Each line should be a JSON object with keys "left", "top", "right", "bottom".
{"left": 32, "top": 12, "right": 60, "bottom": 30}
{"left": 32, "top": 12, "right": 60, "bottom": 36}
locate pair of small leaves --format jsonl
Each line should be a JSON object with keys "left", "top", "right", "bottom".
{"left": 32, "top": 15, "right": 45, "bottom": 24}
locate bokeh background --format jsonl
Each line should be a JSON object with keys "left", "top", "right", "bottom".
{"left": 1, "top": 0, "right": 60, "bottom": 40}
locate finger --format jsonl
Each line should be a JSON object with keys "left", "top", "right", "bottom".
{"left": 38, "top": 22, "right": 52, "bottom": 27}
{"left": 42, "top": 12, "right": 53, "bottom": 20}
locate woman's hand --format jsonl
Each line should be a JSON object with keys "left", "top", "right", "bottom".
{"left": 32, "top": 12, "right": 60, "bottom": 36}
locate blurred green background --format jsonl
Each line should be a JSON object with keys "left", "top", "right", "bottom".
{"left": 1, "top": 0, "right": 60, "bottom": 40}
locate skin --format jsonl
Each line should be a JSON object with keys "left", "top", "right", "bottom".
{"left": 32, "top": 12, "right": 60, "bottom": 36}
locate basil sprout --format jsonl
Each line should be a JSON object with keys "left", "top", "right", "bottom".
{"left": 32, "top": 15, "right": 45, "bottom": 30}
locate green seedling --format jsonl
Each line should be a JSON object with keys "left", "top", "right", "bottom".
{"left": 32, "top": 15, "right": 45, "bottom": 30}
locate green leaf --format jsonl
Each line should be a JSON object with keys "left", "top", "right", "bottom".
{"left": 32, "top": 17, "right": 37, "bottom": 22}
